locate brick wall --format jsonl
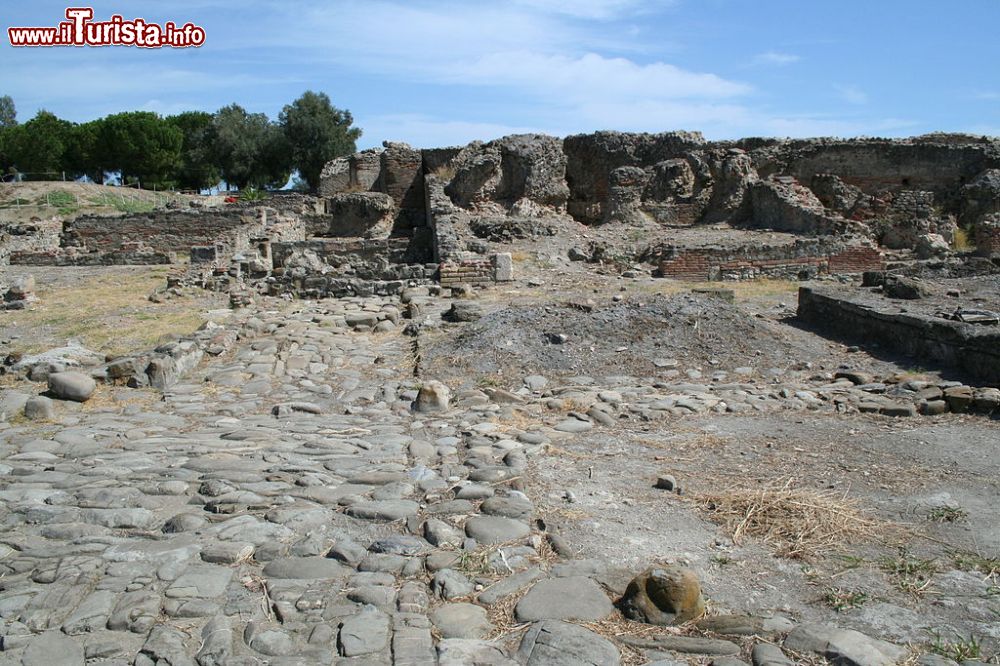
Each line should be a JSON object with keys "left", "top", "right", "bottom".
{"left": 658, "top": 241, "right": 884, "bottom": 281}
{"left": 439, "top": 259, "right": 495, "bottom": 287}
{"left": 827, "top": 245, "right": 886, "bottom": 273}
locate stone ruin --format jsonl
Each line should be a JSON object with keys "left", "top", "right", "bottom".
{"left": 4, "top": 131, "right": 999, "bottom": 300}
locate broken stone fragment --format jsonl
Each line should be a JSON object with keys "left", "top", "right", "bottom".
{"left": 415, "top": 381, "right": 451, "bottom": 413}
{"left": 620, "top": 565, "right": 705, "bottom": 625}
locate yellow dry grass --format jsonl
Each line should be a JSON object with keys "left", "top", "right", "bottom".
{"left": 638, "top": 278, "right": 799, "bottom": 302}
{"left": 3, "top": 268, "right": 211, "bottom": 356}
{"left": 691, "top": 478, "right": 886, "bottom": 560}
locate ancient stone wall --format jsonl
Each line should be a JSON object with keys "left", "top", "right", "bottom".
{"left": 798, "top": 286, "right": 1000, "bottom": 386}
{"left": 267, "top": 237, "right": 436, "bottom": 299}
{"left": 63, "top": 209, "right": 262, "bottom": 255}
{"left": 424, "top": 175, "right": 465, "bottom": 263}
{"left": 755, "top": 140, "right": 998, "bottom": 197}
{"left": 975, "top": 215, "right": 1000, "bottom": 257}
{"left": 748, "top": 178, "right": 850, "bottom": 235}
{"left": 319, "top": 193, "right": 396, "bottom": 238}
{"left": 657, "top": 239, "right": 884, "bottom": 281}
{"left": 562, "top": 131, "right": 707, "bottom": 224}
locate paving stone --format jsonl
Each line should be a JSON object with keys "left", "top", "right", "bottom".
{"left": 431, "top": 602, "right": 493, "bottom": 639}
{"left": 477, "top": 567, "right": 546, "bottom": 605}
{"left": 20, "top": 630, "right": 85, "bottom": 666}
{"left": 61, "top": 589, "right": 115, "bottom": 635}
{"left": 752, "top": 643, "right": 795, "bottom": 666}
{"left": 438, "top": 638, "right": 517, "bottom": 665}
{"left": 262, "top": 556, "right": 353, "bottom": 580}
{"left": 23, "top": 396, "right": 56, "bottom": 421}
{"left": 431, "top": 569, "right": 475, "bottom": 600}
{"left": 339, "top": 607, "right": 391, "bottom": 657}
{"left": 480, "top": 495, "right": 534, "bottom": 519}
{"left": 517, "top": 620, "right": 620, "bottom": 666}
{"left": 515, "top": 577, "right": 614, "bottom": 622}
{"left": 346, "top": 500, "right": 420, "bottom": 521}
{"left": 465, "top": 516, "right": 530, "bottom": 544}
{"left": 165, "top": 564, "right": 233, "bottom": 599}
{"left": 197, "top": 615, "right": 233, "bottom": 666}
{"left": 783, "top": 623, "right": 907, "bottom": 666}
{"left": 137, "top": 625, "right": 196, "bottom": 666}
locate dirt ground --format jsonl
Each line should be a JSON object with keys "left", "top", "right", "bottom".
{"left": 0, "top": 265, "right": 228, "bottom": 357}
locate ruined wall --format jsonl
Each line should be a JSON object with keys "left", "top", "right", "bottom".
{"left": 444, "top": 134, "right": 570, "bottom": 216}
{"left": 798, "top": 286, "right": 1000, "bottom": 386}
{"left": 381, "top": 142, "right": 426, "bottom": 232}
{"left": 748, "top": 178, "right": 852, "bottom": 235}
{"left": 318, "top": 148, "right": 383, "bottom": 196}
{"left": 657, "top": 238, "right": 884, "bottom": 281}
{"left": 63, "top": 209, "right": 262, "bottom": 255}
{"left": 269, "top": 238, "right": 436, "bottom": 299}
{"left": 318, "top": 193, "right": 396, "bottom": 238}
{"left": 562, "top": 131, "right": 707, "bottom": 224}
{"left": 976, "top": 215, "right": 1000, "bottom": 257}
{"left": 755, "top": 140, "right": 997, "bottom": 197}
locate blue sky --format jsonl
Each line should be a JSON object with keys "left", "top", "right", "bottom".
{"left": 2, "top": 1, "right": 999, "bottom": 149}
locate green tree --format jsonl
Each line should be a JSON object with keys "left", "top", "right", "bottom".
{"left": 279, "top": 91, "right": 361, "bottom": 191}
{"left": 5, "top": 110, "right": 73, "bottom": 178}
{"left": 0, "top": 96, "right": 16, "bottom": 129}
{"left": 210, "top": 104, "right": 290, "bottom": 190}
{"left": 95, "top": 111, "right": 182, "bottom": 187}
{"left": 64, "top": 120, "right": 102, "bottom": 182}
{"left": 167, "top": 111, "right": 220, "bottom": 191}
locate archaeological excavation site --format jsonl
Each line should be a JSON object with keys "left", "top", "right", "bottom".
{"left": 1, "top": 131, "right": 1000, "bottom": 666}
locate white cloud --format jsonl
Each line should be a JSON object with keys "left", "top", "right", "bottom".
{"left": 509, "top": 0, "right": 662, "bottom": 20}
{"left": 358, "top": 114, "right": 549, "bottom": 149}
{"left": 835, "top": 84, "right": 869, "bottom": 105}
{"left": 445, "top": 51, "right": 749, "bottom": 101}
{"left": 751, "top": 51, "right": 800, "bottom": 66}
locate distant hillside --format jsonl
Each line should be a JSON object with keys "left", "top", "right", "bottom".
{"left": 0, "top": 181, "right": 225, "bottom": 225}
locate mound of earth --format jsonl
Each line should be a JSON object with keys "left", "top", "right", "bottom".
{"left": 421, "top": 293, "right": 808, "bottom": 383}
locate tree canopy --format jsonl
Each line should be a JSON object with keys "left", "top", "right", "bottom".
{"left": 280, "top": 91, "right": 361, "bottom": 191}
{"left": 0, "top": 92, "right": 361, "bottom": 191}
{"left": 0, "top": 96, "right": 16, "bottom": 129}
{"left": 211, "top": 104, "right": 291, "bottom": 190}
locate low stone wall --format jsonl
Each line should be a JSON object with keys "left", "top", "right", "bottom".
{"left": 64, "top": 209, "right": 257, "bottom": 254}
{"left": 9, "top": 247, "right": 175, "bottom": 265}
{"left": 439, "top": 259, "right": 494, "bottom": 287}
{"left": 656, "top": 239, "right": 884, "bottom": 281}
{"left": 272, "top": 238, "right": 429, "bottom": 275}
{"left": 797, "top": 286, "right": 1000, "bottom": 386}
{"left": 269, "top": 238, "right": 436, "bottom": 298}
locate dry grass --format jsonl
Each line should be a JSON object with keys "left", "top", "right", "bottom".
{"left": 691, "top": 478, "right": 885, "bottom": 560}
{"left": 2, "top": 268, "right": 215, "bottom": 356}
{"left": 583, "top": 613, "right": 691, "bottom": 666}
{"left": 431, "top": 164, "right": 457, "bottom": 181}
{"left": 952, "top": 227, "right": 975, "bottom": 252}
{"left": 638, "top": 278, "right": 799, "bottom": 302}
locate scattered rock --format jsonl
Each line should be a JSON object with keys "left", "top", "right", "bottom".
{"left": 620, "top": 566, "right": 705, "bottom": 625}
{"left": 783, "top": 623, "right": 907, "bottom": 666}
{"left": 47, "top": 371, "right": 97, "bottom": 402}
